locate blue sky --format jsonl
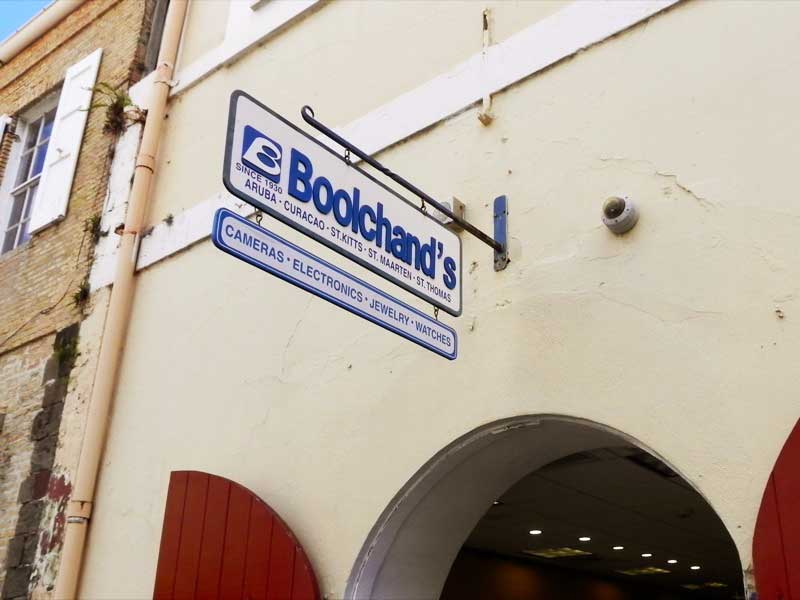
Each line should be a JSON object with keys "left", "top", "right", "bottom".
{"left": 1, "top": 0, "right": 53, "bottom": 42}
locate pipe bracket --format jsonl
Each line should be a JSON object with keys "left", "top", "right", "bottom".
{"left": 66, "top": 500, "right": 93, "bottom": 520}
{"left": 135, "top": 153, "right": 156, "bottom": 172}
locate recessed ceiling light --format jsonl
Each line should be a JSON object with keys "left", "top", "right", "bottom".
{"left": 578, "top": 536, "right": 591, "bottom": 542}
{"left": 667, "top": 559, "right": 678, "bottom": 564}
{"left": 617, "top": 567, "right": 671, "bottom": 576}
{"left": 612, "top": 546, "right": 624, "bottom": 551}
{"left": 690, "top": 565, "right": 701, "bottom": 571}
{"left": 529, "top": 529, "right": 542, "bottom": 535}
{"left": 492, "top": 500, "right": 503, "bottom": 506}
{"left": 523, "top": 547, "right": 592, "bottom": 559}
{"left": 641, "top": 553, "right": 653, "bottom": 558}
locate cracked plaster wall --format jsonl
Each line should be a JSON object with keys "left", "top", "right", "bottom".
{"left": 78, "top": 1, "right": 799, "bottom": 598}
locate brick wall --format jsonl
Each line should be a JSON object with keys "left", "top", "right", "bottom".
{"left": 0, "top": 335, "right": 55, "bottom": 590}
{"left": 0, "top": 0, "right": 153, "bottom": 352}
{"left": 0, "top": 1, "right": 156, "bottom": 597}
{"left": 0, "top": 327, "right": 77, "bottom": 599}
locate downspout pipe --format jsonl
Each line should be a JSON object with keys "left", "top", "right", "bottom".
{"left": 53, "top": 1, "right": 188, "bottom": 597}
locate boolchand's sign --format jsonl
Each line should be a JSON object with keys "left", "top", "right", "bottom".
{"left": 223, "top": 90, "right": 462, "bottom": 316}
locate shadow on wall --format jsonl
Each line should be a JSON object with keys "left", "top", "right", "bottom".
{"left": 441, "top": 549, "right": 704, "bottom": 600}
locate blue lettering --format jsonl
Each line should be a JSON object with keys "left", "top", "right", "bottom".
{"left": 288, "top": 149, "right": 313, "bottom": 202}
{"left": 359, "top": 204, "right": 376, "bottom": 242}
{"left": 313, "top": 176, "right": 334, "bottom": 214}
{"left": 390, "top": 225, "right": 406, "bottom": 260}
{"left": 332, "top": 189, "right": 352, "bottom": 227}
{"left": 284, "top": 151, "right": 458, "bottom": 292}
{"left": 443, "top": 257, "right": 457, "bottom": 290}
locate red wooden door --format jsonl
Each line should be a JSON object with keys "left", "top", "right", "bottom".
{"left": 753, "top": 419, "right": 800, "bottom": 600}
{"left": 153, "top": 471, "right": 321, "bottom": 600}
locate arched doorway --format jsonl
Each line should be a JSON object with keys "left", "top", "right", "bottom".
{"left": 346, "top": 416, "right": 743, "bottom": 600}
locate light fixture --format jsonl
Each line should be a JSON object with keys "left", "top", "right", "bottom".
{"left": 690, "top": 565, "right": 701, "bottom": 571}
{"left": 667, "top": 559, "right": 678, "bottom": 564}
{"left": 578, "top": 536, "right": 591, "bottom": 542}
{"left": 612, "top": 546, "right": 624, "bottom": 551}
{"left": 617, "top": 567, "right": 670, "bottom": 576}
{"left": 641, "top": 553, "right": 653, "bottom": 558}
{"left": 523, "top": 548, "right": 592, "bottom": 559}
{"left": 529, "top": 529, "right": 542, "bottom": 535}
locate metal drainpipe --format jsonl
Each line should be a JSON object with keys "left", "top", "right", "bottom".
{"left": 53, "top": 1, "right": 188, "bottom": 597}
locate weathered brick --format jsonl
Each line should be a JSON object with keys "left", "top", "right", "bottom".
{"left": 29, "top": 438, "right": 56, "bottom": 471}
{"left": 41, "top": 378, "right": 68, "bottom": 408}
{"left": 17, "top": 470, "right": 51, "bottom": 504}
{"left": 30, "top": 404, "right": 63, "bottom": 441}
{"left": 14, "top": 502, "right": 44, "bottom": 536}
{"left": 4, "top": 537, "right": 23, "bottom": 568}
{"left": 5, "top": 535, "right": 37, "bottom": 569}
{"left": 2, "top": 567, "right": 31, "bottom": 598}
{"left": 40, "top": 356, "right": 60, "bottom": 385}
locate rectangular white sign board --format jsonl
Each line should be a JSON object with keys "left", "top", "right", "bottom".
{"left": 223, "top": 90, "right": 463, "bottom": 316}
{"left": 212, "top": 208, "right": 457, "bottom": 360}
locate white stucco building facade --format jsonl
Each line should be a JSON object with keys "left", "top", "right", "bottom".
{"left": 72, "top": 1, "right": 800, "bottom": 598}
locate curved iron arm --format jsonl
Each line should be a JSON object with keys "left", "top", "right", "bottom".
{"left": 301, "top": 105, "right": 504, "bottom": 253}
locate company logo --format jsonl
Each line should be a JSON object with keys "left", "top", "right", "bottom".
{"left": 242, "top": 125, "right": 282, "bottom": 183}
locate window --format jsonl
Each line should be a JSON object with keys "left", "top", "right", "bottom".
{"left": 2, "top": 109, "right": 56, "bottom": 253}
{"left": 0, "top": 48, "right": 102, "bottom": 253}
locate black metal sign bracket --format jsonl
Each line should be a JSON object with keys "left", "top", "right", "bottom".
{"left": 301, "top": 106, "right": 510, "bottom": 272}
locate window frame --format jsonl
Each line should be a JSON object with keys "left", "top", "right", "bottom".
{"left": 0, "top": 90, "right": 60, "bottom": 255}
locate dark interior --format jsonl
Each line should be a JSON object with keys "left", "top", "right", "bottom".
{"left": 441, "top": 446, "right": 744, "bottom": 600}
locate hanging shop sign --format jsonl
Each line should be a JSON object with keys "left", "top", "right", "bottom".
{"left": 212, "top": 208, "right": 457, "bottom": 360}
{"left": 223, "top": 90, "right": 463, "bottom": 316}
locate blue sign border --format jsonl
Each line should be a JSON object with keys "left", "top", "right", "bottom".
{"left": 222, "top": 89, "right": 463, "bottom": 318}
{"left": 212, "top": 208, "right": 457, "bottom": 360}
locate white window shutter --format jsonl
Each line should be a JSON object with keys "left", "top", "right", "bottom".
{"left": 29, "top": 48, "right": 102, "bottom": 234}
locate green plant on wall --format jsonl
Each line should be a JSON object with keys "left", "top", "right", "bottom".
{"left": 72, "top": 279, "right": 90, "bottom": 308}
{"left": 87, "top": 82, "right": 146, "bottom": 135}
{"left": 84, "top": 213, "right": 103, "bottom": 245}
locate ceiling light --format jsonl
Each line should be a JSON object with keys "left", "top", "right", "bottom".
{"left": 578, "top": 536, "right": 591, "bottom": 542}
{"left": 667, "top": 559, "right": 678, "bottom": 564}
{"left": 690, "top": 565, "right": 701, "bottom": 570}
{"left": 523, "top": 547, "right": 592, "bottom": 559}
{"left": 617, "top": 567, "right": 670, "bottom": 576}
{"left": 529, "top": 529, "right": 542, "bottom": 535}
{"left": 704, "top": 582, "right": 727, "bottom": 588}
{"left": 492, "top": 500, "right": 503, "bottom": 506}
{"left": 612, "top": 546, "right": 624, "bottom": 551}
{"left": 641, "top": 553, "right": 653, "bottom": 558}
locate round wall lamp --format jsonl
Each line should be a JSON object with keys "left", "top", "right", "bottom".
{"left": 602, "top": 196, "right": 639, "bottom": 234}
